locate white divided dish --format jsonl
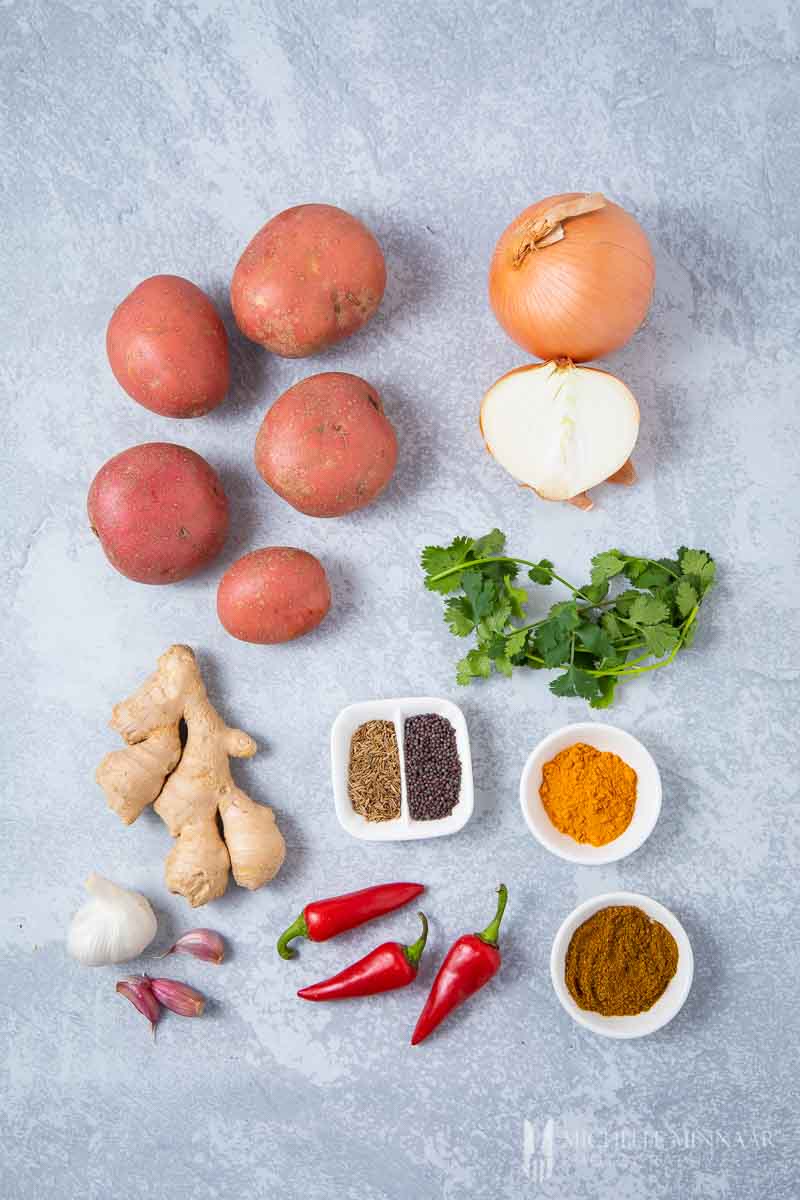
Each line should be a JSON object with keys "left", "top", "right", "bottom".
{"left": 331, "top": 697, "right": 474, "bottom": 841}
{"left": 550, "top": 891, "right": 694, "bottom": 1038}
{"left": 519, "top": 722, "right": 662, "bottom": 865}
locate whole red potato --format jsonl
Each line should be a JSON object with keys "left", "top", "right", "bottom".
{"left": 231, "top": 204, "right": 386, "bottom": 357}
{"left": 255, "top": 372, "right": 398, "bottom": 517}
{"left": 107, "top": 275, "right": 229, "bottom": 417}
{"left": 88, "top": 442, "right": 229, "bottom": 583}
{"left": 217, "top": 548, "right": 331, "bottom": 644}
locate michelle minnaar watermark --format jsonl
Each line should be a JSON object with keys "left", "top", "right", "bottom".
{"left": 522, "top": 1118, "right": 778, "bottom": 1182}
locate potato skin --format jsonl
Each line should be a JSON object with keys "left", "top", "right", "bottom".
{"left": 217, "top": 548, "right": 331, "bottom": 644}
{"left": 231, "top": 205, "right": 386, "bottom": 357}
{"left": 88, "top": 442, "right": 229, "bottom": 584}
{"left": 255, "top": 372, "right": 398, "bottom": 517}
{"left": 107, "top": 275, "right": 229, "bottom": 417}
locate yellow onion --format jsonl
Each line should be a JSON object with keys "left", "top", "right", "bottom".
{"left": 488, "top": 193, "right": 654, "bottom": 362}
{"left": 479, "top": 359, "right": 639, "bottom": 511}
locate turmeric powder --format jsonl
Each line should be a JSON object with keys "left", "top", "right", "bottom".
{"left": 539, "top": 742, "right": 636, "bottom": 845}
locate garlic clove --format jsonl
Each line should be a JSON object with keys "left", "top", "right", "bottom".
{"left": 148, "top": 977, "right": 206, "bottom": 1017}
{"left": 67, "top": 874, "right": 158, "bottom": 966}
{"left": 116, "top": 975, "right": 161, "bottom": 1034}
{"left": 157, "top": 929, "right": 225, "bottom": 964}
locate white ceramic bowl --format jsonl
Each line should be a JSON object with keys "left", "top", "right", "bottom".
{"left": 331, "top": 697, "right": 474, "bottom": 841}
{"left": 550, "top": 891, "right": 694, "bottom": 1038}
{"left": 519, "top": 722, "right": 661, "bottom": 864}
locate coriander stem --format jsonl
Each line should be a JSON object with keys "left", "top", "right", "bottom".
{"left": 429, "top": 555, "right": 591, "bottom": 602}
{"left": 585, "top": 608, "right": 698, "bottom": 678}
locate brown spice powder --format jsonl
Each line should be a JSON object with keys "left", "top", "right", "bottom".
{"left": 565, "top": 905, "right": 679, "bottom": 1016}
{"left": 348, "top": 720, "right": 401, "bottom": 821}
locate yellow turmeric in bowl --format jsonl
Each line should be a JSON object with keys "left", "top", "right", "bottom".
{"left": 539, "top": 742, "right": 636, "bottom": 845}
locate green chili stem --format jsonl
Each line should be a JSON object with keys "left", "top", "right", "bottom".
{"left": 477, "top": 884, "right": 508, "bottom": 947}
{"left": 276, "top": 912, "right": 308, "bottom": 960}
{"left": 403, "top": 913, "right": 429, "bottom": 969}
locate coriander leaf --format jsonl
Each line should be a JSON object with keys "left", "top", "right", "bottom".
{"left": 549, "top": 667, "right": 603, "bottom": 701}
{"left": 422, "top": 536, "right": 474, "bottom": 593}
{"left": 504, "top": 575, "right": 528, "bottom": 618}
{"left": 528, "top": 559, "right": 554, "bottom": 585}
{"left": 461, "top": 570, "right": 496, "bottom": 622}
{"left": 506, "top": 630, "right": 528, "bottom": 658}
{"left": 472, "top": 528, "right": 506, "bottom": 558}
{"left": 456, "top": 647, "right": 491, "bottom": 685}
{"left": 590, "top": 675, "right": 618, "bottom": 709}
{"left": 623, "top": 557, "right": 648, "bottom": 582}
{"left": 642, "top": 623, "right": 680, "bottom": 658}
{"left": 629, "top": 594, "right": 670, "bottom": 626}
{"left": 632, "top": 563, "right": 673, "bottom": 588}
{"left": 494, "top": 654, "right": 513, "bottom": 678}
{"left": 575, "top": 621, "right": 615, "bottom": 659}
{"left": 534, "top": 629, "right": 572, "bottom": 668}
{"left": 613, "top": 589, "right": 642, "bottom": 617}
{"left": 590, "top": 551, "right": 626, "bottom": 585}
{"left": 486, "top": 633, "right": 509, "bottom": 660}
{"left": 675, "top": 579, "right": 698, "bottom": 618}
{"left": 477, "top": 600, "right": 511, "bottom": 639}
{"left": 680, "top": 548, "right": 710, "bottom": 577}
{"left": 581, "top": 580, "right": 610, "bottom": 604}
{"left": 683, "top": 621, "right": 697, "bottom": 648}
{"left": 601, "top": 612, "right": 623, "bottom": 640}
{"left": 700, "top": 558, "right": 716, "bottom": 591}
{"left": 535, "top": 601, "right": 580, "bottom": 667}
{"left": 549, "top": 600, "right": 581, "bottom": 632}
{"left": 444, "top": 596, "right": 475, "bottom": 636}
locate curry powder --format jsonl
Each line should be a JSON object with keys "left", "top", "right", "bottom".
{"left": 565, "top": 905, "right": 678, "bottom": 1016}
{"left": 540, "top": 742, "right": 636, "bottom": 845}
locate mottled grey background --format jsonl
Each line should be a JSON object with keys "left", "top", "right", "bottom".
{"left": 2, "top": 1, "right": 799, "bottom": 1197}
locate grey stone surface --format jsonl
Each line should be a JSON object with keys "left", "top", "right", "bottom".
{"left": 2, "top": 1, "right": 799, "bottom": 1196}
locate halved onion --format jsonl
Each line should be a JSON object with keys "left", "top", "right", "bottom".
{"left": 479, "top": 359, "right": 639, "bottom": 510}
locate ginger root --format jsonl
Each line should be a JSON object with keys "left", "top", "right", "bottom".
{"left": 96, "top": 644, "right": 285, "bottom": 907}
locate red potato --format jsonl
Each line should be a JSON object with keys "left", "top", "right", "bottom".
{"left": 107, "top": 275, "right": 229, "bottom": 417}
{"left": 88, "top": 443, "right": 229, "bottom": 584}
{"left": 231, "top": 204, "right": 386, "bottom": 357}
{"left": 217, "top": 548, "right": 331, "bottom": 644}
{"left": 255, "top": 372, "right": 398, "bottom": 517}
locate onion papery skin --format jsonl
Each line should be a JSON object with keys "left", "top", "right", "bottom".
{"left": 489, "top": 193, "right": 655, "bottom": 363}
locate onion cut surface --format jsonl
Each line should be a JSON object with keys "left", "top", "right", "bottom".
{"left": 480, "top": 360, "right": 639, "bottom": 504}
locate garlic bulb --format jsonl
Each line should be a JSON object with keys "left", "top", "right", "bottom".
{"left": 67, "top": 873, "right": 157, "bottom": 966}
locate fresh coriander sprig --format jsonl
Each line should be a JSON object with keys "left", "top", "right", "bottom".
{"left": 421, "top": 529, "right": 715, "bottom": 707}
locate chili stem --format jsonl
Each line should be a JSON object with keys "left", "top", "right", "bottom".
{"left": 276, "top": 912, "right": 308, "bottom": 960}
{"left": 477, "top": 884, "right": 508, "bottom": 947}
{"left": 403, "top": 913, "right": 429, "bottom": 969}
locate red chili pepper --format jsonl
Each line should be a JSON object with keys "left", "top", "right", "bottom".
{"left": 411, "top": 884, "right": 508, "bottom": 1046}
{"left": 277, "top": 881, "right": 425, "bottom": 959}
{"left": 297, "top": 913, "right": 428, "bottom": 1001}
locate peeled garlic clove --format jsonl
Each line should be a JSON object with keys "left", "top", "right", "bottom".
{"left": 67, "top": 873, "right": 157, "bottom": 966}
{"left": 480, "top": 359, "right": 639, "bottom": 505}
{"left": 148, "top": 978, "right": 206, "bottom": 1017}
{"left": 158, "top": 929, "right": 225, "bottom": 964}
{"left": 116, "top": 975, "right": 161, "bottom": 1033}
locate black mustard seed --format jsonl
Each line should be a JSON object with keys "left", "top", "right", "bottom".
{"left": 404, "top": 713, "right": 461, "bottom": 821}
